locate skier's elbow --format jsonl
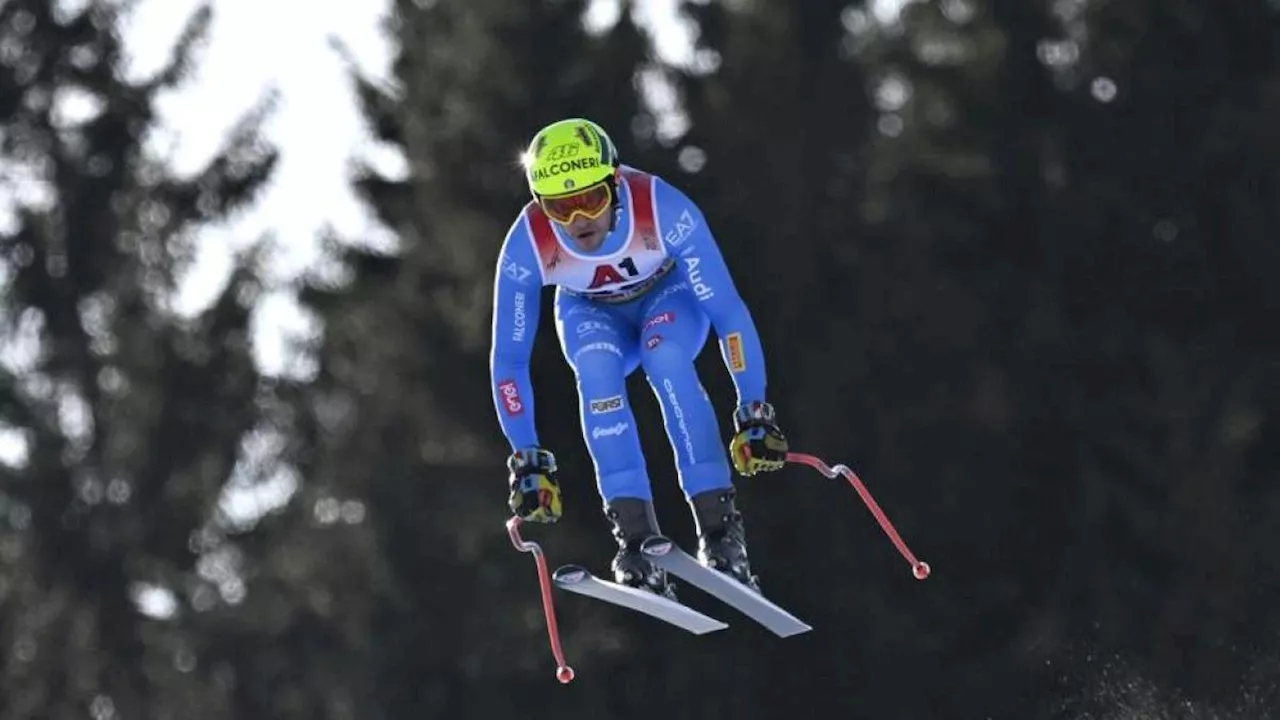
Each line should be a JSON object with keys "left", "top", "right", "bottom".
{"left": 490, "top": 348, "right": 532, "bottom": 375}
{"left": 702, "top": 294, "right": 751, "bottom": 332}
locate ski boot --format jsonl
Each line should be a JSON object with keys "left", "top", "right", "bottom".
{"left": 605, "top": 497, "right": 678, "bottom": 601}
{"left": 690, "top": 486, "right": 761, "bottom": 593}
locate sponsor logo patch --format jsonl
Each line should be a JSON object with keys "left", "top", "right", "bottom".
{"left": 726, "top": 332, "right": 746, "bottom": 372}
{"left": 663, "top": 209, "right": 698, "bottom": 247}
{"left": 684, "top": 256, "right": 714, "bottom": 300}
{"left": 642, "top": 311, "right": 674, "bottom": 332}
{"left": 501, "top": 254, "right": 533, "bottom": 284}
{"left": 592, "top": 422, "right": 629, "bottom": 439}
{"left": 663, "top": 378, "right": 695, "bottom": 463}
{"left": 512, "top": 291, "right": 527, "bottom": 342}
{"left": 497, "top": 379, "right": 523, "bottom": 415}
{"left": 589, "top": 395, "right": 624, "bottom": 414}
{"left": 576, "top": 320, "right": 610, "bottom": 337}
{"left": 574, "top": 342, "right": 623, "bottom": 362}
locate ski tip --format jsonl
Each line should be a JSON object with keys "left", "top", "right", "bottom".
{"left": 552, "top": 564, "right": 590, "bottom": 586}
{"left": 639, "top": 535, "right": 675, "bottom": 558}
{"left": 778, "top": 623, "right": 814, "bottom": 638}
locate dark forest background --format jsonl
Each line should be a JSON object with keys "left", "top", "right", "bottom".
{"left": 2, "top": 0, "right": 1279, "bottom": 718}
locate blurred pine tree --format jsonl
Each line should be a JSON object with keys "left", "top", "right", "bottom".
{"left": 0, "top": 1, "right": 287, "bottom": 717}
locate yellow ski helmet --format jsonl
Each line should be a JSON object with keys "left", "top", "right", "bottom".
{"left": 522, "top": 118, "right": 619, "bottom": 198}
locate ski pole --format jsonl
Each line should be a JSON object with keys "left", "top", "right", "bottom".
{"left": 505, "top": 516, "right": 575, "bottom": 683}
{"left": 785, "top": 452, "right": 931, "bottom": 580}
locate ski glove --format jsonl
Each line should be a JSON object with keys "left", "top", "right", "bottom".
{"left": 728, "top": 401, "right": 789, "bottom": 476}
{"left": 507, "top": 447, "right": 563, "bottom": 523}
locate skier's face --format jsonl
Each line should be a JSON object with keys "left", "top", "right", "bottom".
{"left": 563, "top": 212, "right": 611, "bottom": 251}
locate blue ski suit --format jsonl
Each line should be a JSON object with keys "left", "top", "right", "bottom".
{"left": 489, "top": 166, "right": 769, "bottom": 503}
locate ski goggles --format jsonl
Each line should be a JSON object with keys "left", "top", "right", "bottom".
{"left": 537, "top": 180, "right": 613, "bottom": 224}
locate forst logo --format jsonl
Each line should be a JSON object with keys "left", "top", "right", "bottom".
{"left": 589, "top": 395, "right": 624, "bottom": 414}
{"left": 497, "top": 379, "right": 523, "bottom": 415}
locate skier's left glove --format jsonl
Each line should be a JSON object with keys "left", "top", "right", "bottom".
{"left": 507, "top": 447, "right": 563, "bottom": 523}
{"left": 728, "top": 401, "right": 789, "bottom": 476}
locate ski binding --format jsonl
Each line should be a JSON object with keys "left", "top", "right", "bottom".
{"left": 640, "top": 535, "right": 812, "bottom": 638}
{"left": 551, "top": 564, "right": 728, "bottom": 635}
{"left": 552, "top": 536, "right": 812, "bottom": 638}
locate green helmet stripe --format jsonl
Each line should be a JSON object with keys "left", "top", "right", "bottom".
{"left": 589, "top": 124, "right": 606, "bottom": 165}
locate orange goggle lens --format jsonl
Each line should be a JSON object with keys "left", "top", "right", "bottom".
{"left": 538, "top": 182, "right": 612, "bottom": 223}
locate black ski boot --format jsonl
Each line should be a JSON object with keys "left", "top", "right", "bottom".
{"left": 605, "top": 498, "right": 677, "bottom": 600}
{"left": 690, "top": 486, "right": 761, "bottom": 593}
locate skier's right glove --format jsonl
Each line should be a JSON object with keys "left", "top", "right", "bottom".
{"left": 729, "top": 401, "right": 789, "bottom": 476}
{"left": 507, "top": 447, "right": 563, "bottom": 523}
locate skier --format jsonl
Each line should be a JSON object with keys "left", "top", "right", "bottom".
{"left": 490, "top": 118, "right": 789, "bottom": 598}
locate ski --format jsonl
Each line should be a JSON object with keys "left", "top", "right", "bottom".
{"left": 551, "top": 564, "right": 729, "bottom": 635}
{"left": 640, "top": 536, "right": 813, "bottom": 638}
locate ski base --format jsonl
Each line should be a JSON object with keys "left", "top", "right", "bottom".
{"left": 640, "top": 535, "right": 813, "bottom": 638}
{"left": 551, "top": 564, "right": 729, "bottom": 635}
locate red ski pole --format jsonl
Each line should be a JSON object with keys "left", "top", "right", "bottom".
{"left": 786, "top": 452, "right": 931, "bottom": 580}
{"left": 506, "top": 516, "right": 575, "bottom": 683}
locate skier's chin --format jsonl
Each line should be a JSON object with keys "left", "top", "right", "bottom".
{"left": 573, "top": 227, "right": 606, "bottom": 250}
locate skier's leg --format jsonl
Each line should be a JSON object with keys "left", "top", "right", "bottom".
{"left": 554, "top": 298, "right": 650, "bottom": 502}
{"left": 637, "top": 286, "right": 761, "bottom": 591}
{"left": 554, "top": 294, "right": 673, "bottom": 597}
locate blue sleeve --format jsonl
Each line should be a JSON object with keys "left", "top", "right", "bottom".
{"left": 654, "top": 177, "right": 768, "bottom": 408}
{"left": 489, "top": 214, "right": 544, "bottom": 451}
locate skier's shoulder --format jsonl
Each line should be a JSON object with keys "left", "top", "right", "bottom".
{"left": 501, "top": 199, "right": 538, "bottom": 238}
{"left": 500, "top": 199, "right": 549, "bottom": 254}
{"left": 618, "top": 163, "right": 677, "bottom": 196}
{"left": 617, "top": 164, "right": 703, "bottom": 218}
{"left": 617, "top": 166, "right": 708, "bottom": 252}
{"left": 497, "top": 200, "right": 543, "bottom": 287}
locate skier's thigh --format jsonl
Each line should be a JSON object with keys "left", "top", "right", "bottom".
{"left": 554, "top": 295, "right": 651, "bottom": 500}
{"left": 637, "top": 286, "right": 710, "bottom": 369}
{"left": 555, "top": 298, "right": 640, "bottom": 380}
